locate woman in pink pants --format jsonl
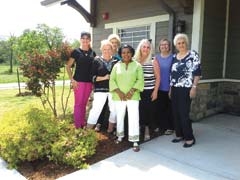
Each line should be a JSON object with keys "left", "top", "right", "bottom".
{"left": 66, "top": 31, "right": 96, "bottom": 128}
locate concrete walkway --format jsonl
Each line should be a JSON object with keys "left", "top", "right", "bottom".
{"left": 1, "top": 113, "right": 240, "bottom": 180}
{"left": 0, "top": 81, "right": 70, "bottom": 90}
{"left": 0, "top": 158, "right": 26, "bottom": 179}
{"left": 58, "top": 113, "right": 240, "bottom": 180}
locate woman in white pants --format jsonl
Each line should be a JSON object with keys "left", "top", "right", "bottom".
{"left": 87, "top": 40, "right": 118, "bottom": 130}
{"left": 110, "top": 44, "right": 144, "bottom": 152}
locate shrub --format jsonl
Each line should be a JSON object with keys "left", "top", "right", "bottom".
{"left": 0, "top": 105, "right": 58, "bottom": 168}
{"left": 50, "top": 122, "right": 98, "bottom": 169}
{"left": 0, "top": 105, "right": 97, "bottom": 169}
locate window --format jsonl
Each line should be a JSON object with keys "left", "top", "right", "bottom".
{"left": 118, "top": 26, "right": 150, "bottom": 49}
{"left": 105, "top": 15, "right": 169, "bottom": 53}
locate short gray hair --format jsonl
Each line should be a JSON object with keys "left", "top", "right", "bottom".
{"left": 173, "top": 33, "right": 189, "bottom": 46}
{"left": 100, "top": 39, "right": 113, "bottom": 51}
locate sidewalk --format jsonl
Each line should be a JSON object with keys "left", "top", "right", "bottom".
{"left": 1, "top": 113, "right": 240, "bottom": 180}
{"left": 0, "top": 158, "right": 25, "bottom": 179}
{"left": 58, "top": 113, "right": 240, "bottom": 180}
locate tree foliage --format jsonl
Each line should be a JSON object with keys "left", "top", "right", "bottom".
{"left": 0, "top": 40, "right": 9, "bottom": 64}
{"left": 0, "top": 35, "right": 17, "bottom": 66}
{"left": 14, "top": 24, "right": 64, "bottom": 60}
{"left": 18, "top": 24, "right": 73, "bottom": 117}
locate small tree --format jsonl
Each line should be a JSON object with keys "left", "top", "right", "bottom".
{"left": 19, "top": 42, "right": 72, "bottom": 117}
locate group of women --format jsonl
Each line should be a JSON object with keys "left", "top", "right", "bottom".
{"left": 66, "top": 31, "right": 201, "bottom": 152}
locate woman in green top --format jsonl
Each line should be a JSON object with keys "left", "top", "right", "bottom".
{"left": 110, "top": 44, "right": 144, "bottom": 152}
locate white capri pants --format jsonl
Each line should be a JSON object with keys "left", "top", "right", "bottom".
{"left": 114, "top": 100, "right": 140, "bottom": 142}
{"left": 87, "top": 92, "right": 116, "bottom": 125}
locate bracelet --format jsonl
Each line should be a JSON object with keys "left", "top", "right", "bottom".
{"left": 192, "top": 85, "right": 197, "bottom": 88}
{"left": 130, "top": 89, "right": 135, "bottom": 94}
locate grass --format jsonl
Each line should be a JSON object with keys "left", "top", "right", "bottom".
{"left": 0, "top": 64, "right": 74, "bottom": 119}
{"left": 0, "top": 89, "right": 37, "bottom": 118}
{"left": 0, "top": 65, "right": 68, "bottom": 83}
{"left": 0, "top": 65, "right": 26, "bottom": 83}
{"left": 0, "top": 87, "right": 74, "bottom": 119}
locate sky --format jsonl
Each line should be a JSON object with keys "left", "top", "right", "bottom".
{"left": 0, "top": 0, "right": 90, "bottom": 41}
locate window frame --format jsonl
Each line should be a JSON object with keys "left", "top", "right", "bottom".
{"left": 105, "top": 15, "right": 169, "bottom": 53}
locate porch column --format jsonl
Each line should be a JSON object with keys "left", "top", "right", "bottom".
{"left": 191, "top": 0, "right": 204, "bottom": 56}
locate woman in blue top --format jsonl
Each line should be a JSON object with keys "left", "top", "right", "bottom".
{"left": 155, "top": 38, "right": 174, "bottom": 135}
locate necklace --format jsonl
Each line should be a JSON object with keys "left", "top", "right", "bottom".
{"left": 177, "top": 51, "right": 189, "bottom": 60}
{"left": 80, "top": 48, "right": 90, "bottom": 56}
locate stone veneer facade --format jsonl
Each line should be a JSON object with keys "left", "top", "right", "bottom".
{"left": 190, "top": 81, "right": 240, "bottom": 121}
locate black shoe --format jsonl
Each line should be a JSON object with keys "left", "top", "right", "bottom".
{"left": 171, "top": 137, "right": 183, "bottom": 143}
{"left": 164, "top": 129, "right": 174, "bottom": 135}
{"left": 183, "top": 138, "right": 195, "bottom": 148}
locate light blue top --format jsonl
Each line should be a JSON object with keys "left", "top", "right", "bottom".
{"left": 155, "top": 54, "right": 173, "bottom": 91}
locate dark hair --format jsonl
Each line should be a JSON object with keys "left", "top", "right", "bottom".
{"left": 80, "top": 31, "right": 91, "bottom": 39}
{"left": 118, "top": 44, "right": 135, "bottom": 57}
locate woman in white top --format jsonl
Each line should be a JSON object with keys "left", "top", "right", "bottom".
{"left": 134, "top": 39, "right": 160, "bottom": 141}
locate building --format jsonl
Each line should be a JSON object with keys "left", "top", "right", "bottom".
{"left": 41, "top": 0, "right": 240, "bottom": 120}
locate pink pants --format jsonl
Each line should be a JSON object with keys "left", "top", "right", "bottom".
{"left": 73, "top": 82, "right": 92, "bottom": 128}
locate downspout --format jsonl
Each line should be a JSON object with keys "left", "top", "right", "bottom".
{"left": 159, "top": 0, "right": 176, "bottom": 51}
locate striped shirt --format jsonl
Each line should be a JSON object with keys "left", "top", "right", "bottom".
{"left": 142, "top": 62, "right": 155, "bottom": 90}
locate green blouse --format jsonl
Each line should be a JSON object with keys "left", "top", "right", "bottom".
{"left": 110, "top": 60, "right": 144, "bottom": 101}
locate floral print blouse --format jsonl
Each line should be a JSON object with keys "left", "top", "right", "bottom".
{"left": 170, "top": 50, "right": 201, "bottom": 88}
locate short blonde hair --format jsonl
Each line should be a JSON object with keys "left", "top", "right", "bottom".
{"left": 107, "top": 34, "right": 121, "bottom": 46}
{"left": 100, "top": 39, "right": 113, "bottom": 51}
{"left": 173, "top": 33, "right": 189, "bottom": 46}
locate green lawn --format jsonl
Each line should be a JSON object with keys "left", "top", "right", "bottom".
{"left": 0, "top": 65, "right": 68, "bottom": 83}
{"left": 0, "top": 87, "right": 74, "bottom": 119}
{"left": 0, "top": 65, "right": 26, "bottom": 83}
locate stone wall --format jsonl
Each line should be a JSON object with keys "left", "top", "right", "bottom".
{"left": 221, "top": 82, "right": 240, "bottom": 115}
{"left": 190, "top": 81, "right": 240, "bottom": 121}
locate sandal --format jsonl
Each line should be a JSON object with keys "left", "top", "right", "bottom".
{"left": 94, "top": 123, "right": 101, "bottom": 132}
{"left": 114, "top": 137, "right": 122, "bottom": 144}
{"left": 144, "top": 135, "right": 150, "bottom": 141}
{"left": 144, "top": 127, "right": 150, "bottom": 141}
{"left": 132, "top": 143, "right": 140, "bottom": 152}
{"left": 107, "top": 127, "right": 116, "bottom": 135}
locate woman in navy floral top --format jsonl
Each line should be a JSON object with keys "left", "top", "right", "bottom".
{"left": 169, "top": 33, "right": 201, "bottom": 148}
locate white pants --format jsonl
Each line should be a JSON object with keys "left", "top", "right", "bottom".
{"left": 115, "top": 100, "right": 140, "bottom": 142}
{"left": 87, "top": 92, "right": 116, "bottom": 125}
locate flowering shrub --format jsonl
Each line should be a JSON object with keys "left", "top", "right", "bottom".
{"left": 19, "top": 42, "right": 73, "bottom": 117}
